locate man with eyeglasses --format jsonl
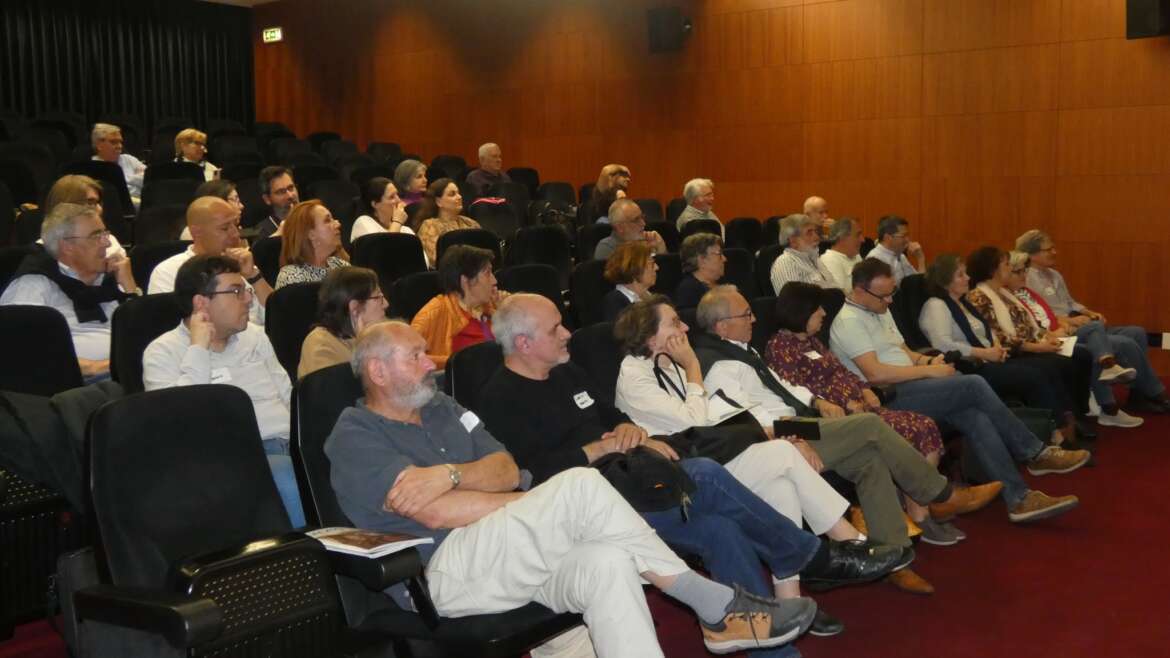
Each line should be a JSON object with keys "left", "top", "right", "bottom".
{"left": 1, "top": 202, "right": 140, "bottom": 381}
{"left": 867, "top": 215, "right": 924, "bottom": 285}
{"left": 256, "top": 166, "right": 300, "bottom": 240}
{"left": 593, "top": 198, "right": 666, "bottom": 260}
{"left": 830, "top": 259, "right": 1089, "bottom": 525}
{"left": 91, "top": 123, "right": 146, "bottom": 203}
{"left": 770, "top": 214, "right": 835, "bottom": 294}
{"left": 143, "top": 254, "right": 304, "bottom": 527}
{"left": 149, "top": 196, "right": 271, "bottom": 325}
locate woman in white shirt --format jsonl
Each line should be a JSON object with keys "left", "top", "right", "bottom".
{"left": 350, "top": 176, "right": 414, "bottom": 243}
{"left": 174, "top": 129, "right": 220, "bottom": 182}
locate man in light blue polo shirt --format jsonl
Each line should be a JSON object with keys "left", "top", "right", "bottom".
{"left": 830, "top": 259, "right": 1089, "bottom": 525}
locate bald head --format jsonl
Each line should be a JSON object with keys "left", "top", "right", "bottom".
{"left": 352, "top": 320, "right": 436, "bottom": 406}
{"left": 187, "top": 196, "right": 242, "bottom": 255}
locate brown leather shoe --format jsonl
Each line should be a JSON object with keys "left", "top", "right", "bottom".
{"left": 848, "top": 506, "right": 922, "bottom": 539}
{"left": 929, "top": 482, "right": 1003, "bottom": 521}
{"left": 885, "top": 568, "right": 934, "bottom": 595}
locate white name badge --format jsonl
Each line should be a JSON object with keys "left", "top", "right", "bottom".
{"left": 210, "top": 367, "right": 233, "bottom": 384}
{"left": 460, "top": 410, "right": 481, "bottom": 433}
{"left": 803, "top": 351, "right": 822, "bottom": 360}
{"left": 573, "top": 391, "right": 595, "bottom": 409}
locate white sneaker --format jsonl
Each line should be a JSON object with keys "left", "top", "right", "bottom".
{"left": 1087, "top": 395, "right": 1100, "bottom": 418}
{"left": 1098, "top": 409, "right": 1144, "bottom": 428}
{"left": 1099, "top": 364, "right": 1138, "bottom": 384}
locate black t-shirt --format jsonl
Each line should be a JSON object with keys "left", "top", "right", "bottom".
{"left": 674, "top": 274, "right": 710, "bottom": 309}
{"left": 479, "top": 363, "right": 631, "bottom": 485}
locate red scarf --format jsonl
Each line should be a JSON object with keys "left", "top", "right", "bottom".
{"left": 1024, "top": 286, "right": 1060, "bottom": 330}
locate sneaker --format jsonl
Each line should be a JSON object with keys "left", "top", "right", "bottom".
{"left": 1098, "top": 409, "right": 1144, "bottom": 428}
{"left": 1087, "top": 395, "right": 1100, "bottom": 417}
{"left": 1099, "top": 363, "right": 1137, "bottom": 383}
{"left": 700, "top": 586, "right": 817, "bottom": 654}
{"left": 945, "top": 521, "right": 967, "bottom": 541}
{"left": 918, "top": 517, "right": 961, "bottom": 546}
{"left": 1027, "top": 446, "right": 1090, "bottom": 475}
{"left": 1008, "top": 490, "right": 1079, "bottom": 523}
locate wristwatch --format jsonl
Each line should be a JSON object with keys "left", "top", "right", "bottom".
{"left": 444, "top": 464, "right": 461, "bottom": 489}
{"left": 246, "top": 268, "right": 264, "bottom": 284}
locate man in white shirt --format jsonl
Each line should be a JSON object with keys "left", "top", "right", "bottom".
{"left": 91, "top": 123, "right": 146, "bottom": 203}
{"left": 866, "top": 215, "right": 923, "bottom": 285}
{"left": 676, "top": 178, "right": 720, "bottom": 232}
{"left": 692, "top": 285, "right": 1002, "bottom": 590}
{"left": 769, "top": 214, "right": 834, "bottom": 294}
{"left": 149, "top": 196, "right": 271, "bottom": 325}
{"left": 819, "top": 218, "right": 863, "bottom": 293}
{"left": 142, "top": 254, "right": 302, "bottom": 526}
{"left": 1, "top": 203, "right": 139, "bottom": 381}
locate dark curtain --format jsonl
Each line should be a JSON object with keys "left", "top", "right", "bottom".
{"left": 0, "top": 0, "right": 254, "bottom": 130}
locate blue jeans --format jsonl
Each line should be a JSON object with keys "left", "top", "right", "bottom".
{"left": 264, "top": 437, "right": 306, "bottom": 528}
{"left": 641, "top": 458, "right": 819, "bottom": 658}
{"left": 887, "top": 375, "right": 1044, "bottom": 507}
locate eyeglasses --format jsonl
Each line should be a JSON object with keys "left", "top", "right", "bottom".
{"left": 862, "top": 286, "right": 897, "bottom": 302}
{"left": 63, "top": 229, "right": 111, "bottom": 242}
{"left": 718, "top": 308, "right": 754, "bottom": 322}
{"left": 205, "top": 286, "right": 254, "bottom": 300}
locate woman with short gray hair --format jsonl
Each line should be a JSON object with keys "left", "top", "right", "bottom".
{"left": 675, "top": 233, "right": 725, "bottom": 309}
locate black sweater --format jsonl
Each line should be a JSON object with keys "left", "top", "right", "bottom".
{"left": 479, "top": 363, "right": 631, "bottom": 485}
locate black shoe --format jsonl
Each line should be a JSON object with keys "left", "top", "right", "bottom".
{"left": 1128, "top": 396, "right": 1170, "bottom": 414}
{"left": 799, "top": 540, "right": 907, "bottom": 591}
{"left": 808, "top": 608, "right": 844, "bottom": 637}
{"left": 1075, "top": 419, "right": 1098, "bottom": 440}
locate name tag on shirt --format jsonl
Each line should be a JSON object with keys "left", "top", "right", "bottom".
{"left": 803, "top": 351, "right": 822, "bottom": 360}
{"left": 210, "top": 368, "right": 233, "bottom": 384}
{"left": 573, "top": 391, "right": 595, "bottom": 409}
{"left": 460, "top": 410, "right": 481, "bottom": 433}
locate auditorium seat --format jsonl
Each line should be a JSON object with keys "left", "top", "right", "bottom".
{"left": 536, "top": 181, "right": 575, "bottom": 207}
{"left": 503, "top": 224, "right": 572, "bottom": 290}
{"left": 205, "top": 117, "right": 246, "bottom": 139}
{"left": 389, "top": 271, "right": 441, "bottom": 322}
{"left": 468, "top": 200, "right": 520, "bottom": 242}
{"left": 484, "top": 181, "right": 530, "bottom": 226}
{"left": 634, "top": 198, "right": 664, "bottom": 224}
{"left": 750, "top": 296, "right": 779, "bottom": 354}
{"left": 568, "top": 321, "right": 622, "bottom": 405}
{"left": 576, "top": 223, "right": 612, "bottom": 262}
{"left": 265, "top": 281, "right": 321, "bottom": 380}
{"left": 496, "top": 263, "right": 566, "bottom": 316}
{"left": 435, "top": 228, "right": 501, "bottom": 264}
{"left": 268, "top": 137, "right": 313, "bottom": 164}
{"left": 680, "top": 218, "right": 722, "bottom": 240}
{"left": 889, "top": 273, "right": 932, "bottom": 352}
{"left": 351, "top": 233, "right": 428, "bottom": 293}
{"left": 129, "top": 240, "right": 189, "bottom": 291}
{"left": 306, "top": 131, "right": 341, "bottom": 153}
{"left": 109, "top": 293, "right": 184, "bottom": 393}
{"left": 143, "top": 160, "right": 204, "bottom": 185}
{"left": 568, "top": 259, "right": 613, "bottom": 328}
{"left": 321, "top": 139, "right": 359, "bottom": 165}
{"left": 650, "top": 252, "right": 682, "bottom": 298}
{"left": 755, "top": 243, "right": 782, "bottom": 296}
{"left": 665, "top": 197, "right": 687, "bottom": 225}
{"left": 0, "top": 306, "right": 83, "bottom": 395}
{"left": 444, "top": 340, "right": 504, "bottom": 410}
{"left": 59, "top": 160, "right": 135, "bottom": 214}
{"left": 134, "top": 204, "right": 187, "bottom": 246}
{"left": 349, "top": 163, "right": 396, "bottom": 190}
{"left": 366, "top": 141, "right": 402, "bottom": 163}
{"left": 722, "top": 247, "right": 757, "bottom": 299}
{"left": 725, "top": 217, "right": 763, "bottom": 253}
{"left": 251, "top": 236, "right": 283, "bottom": 284}
{"left": 429, "top": 154, "right": 466, "bottom": 180}
{"left": 647, "top": 221, "right": 681, "bottom": 253}
{"left": 506, "top": 167, "right": 540, "bottom": 198}
{"left": 292, "top": 163, "right": 339, "bottom": 192}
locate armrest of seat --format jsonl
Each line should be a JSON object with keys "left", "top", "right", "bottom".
{"left": 326, "top": 547, "right": 422, "bottom": 592}
{"left": 73, "top": 585, "right": 223, "bottom": 648}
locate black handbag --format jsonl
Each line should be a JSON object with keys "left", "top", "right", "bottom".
{"left": 592, "top": 446, "right": 696, "bottom": 513}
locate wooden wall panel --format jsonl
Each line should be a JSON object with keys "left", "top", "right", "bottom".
{"left": 253, "top": 0, "right": 1170, "bottom": 368}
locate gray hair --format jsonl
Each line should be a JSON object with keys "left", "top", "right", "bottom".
{"left": 392, "top": 159, "right": 425, "bottom": 193}
{"left": 1015, "top": 229, "right": 1050, "bottom": 255}
{"left": 351, "top": 320, "right": 412, "bottom": 381}
{"left": 41, "top": 203, "right": 99, "bottom": 258}
{"left": 876, "top": 215, "right": 908, "bottom": 241}
{"left": 680, "top": 233, "right": 722, "bottom": 273}
{"left": 777, "top": 213, "right": 812, "bottom": 245}
{"left": 492, "top": 293, "right": 544, "bottom": 357}
{"left": 827, "top": 216, "right": 858, "bottom": 244}
{"left": 608, "top": 197, "right": 639, "bottom": 224}
{"left": 90, "top": 123, "right": 121, "bottom": 148}
{"left": 1008, "top": 250, "right": 1031, "bottom": 271}
{"left": 477, "top": 142, "right": 499, "bottom": 160}
{"left": 695, "top": 284, "right": 740, "bottom": 331}
{"left": 682, "top": 178, "right": 713, "bottom": 204}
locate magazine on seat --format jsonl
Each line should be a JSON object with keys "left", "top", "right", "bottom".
{"left": 308, "top": 527, "right": 433, "bottom": 558}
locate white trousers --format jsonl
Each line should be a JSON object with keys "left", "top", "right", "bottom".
{"left": 426, "top": 468, "right": 689, "bottom": 658}
{"left": 724, "top": 440, "right": 849, "bottom": 536}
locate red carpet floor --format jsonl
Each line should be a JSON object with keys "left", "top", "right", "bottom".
{"left": 3, "top": 410, "right": 1167, "bottom": 658}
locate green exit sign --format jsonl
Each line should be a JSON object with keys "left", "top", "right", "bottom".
{"left": 262, "top": 27, "right": 283, "bottom": 43}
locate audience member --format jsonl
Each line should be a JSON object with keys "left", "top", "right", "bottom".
{"left": 819, "top": 217, "right": 863, "bottom": 292}
{"left": 142, "top": 255, "right": 304, "bottom": 526}
{"left": 593, "top": 198, "right": 666, "bottom": 260}
{"left": 297, "top": 266, "right": 386, "bottom": 380}
{"left": 802, "top": 196, "right": 834, "bottom": 234}
{"left": 180, "top": 179, "right": 245, "bottom": 240}
{"left": 589, "top": 164, "right": 631, "bottom": 223}
{"left": 867, "top": 215, "right": 923, "bottom": 284}
{"left": 256, "top": 166, "right": 300, "bottom": 239}
{"left": 770, "top": 214, "right": 834, "bottom": 294}
{"left": 465, "top": 142, "right": 512, "bottom": 196}
{"left": 173, "top": 128, "right": 219, "bottom": 181}
{"left": 602, "top": 241, "right": 658, "bottom": 322}
{"left": 149, "top": 196, "right": 271, "bottom": 324}
{"left": 350, "top": 177, "right": 414, "bottom": 245}
{"left": 1017, "top": 229, "right": 1170, "bottom": 415}
{"left": 675, "top": 233, "right": 725, "bottom": 309}
{"left": 393, "top": 158, "right": 428, "bottom": 207}
{"left": 274, "top": 200, "right": 349, "bottom": 289}
{"left": 411, "top": 245, "right": 500, "bottom": 369}
{"left": 1, "top": 203, "right": 138, "bottom": 381}
{"left": 482, "top": 294, "right": 915, "bottom": 638}
{"left": 327, "top": 321, "right": 818, "bottom": 656}
{"left": 675, "top": 178, "right": 719, "bottom": 231}
{"left": 829, "top": 259, "right": 1087, "bottom": 524}
{"left": 91, "top": 123, "right": 145, "bottom": 202}
{"left": 414, "top": 178, "right": 481, "bottom": 266}
{"left": 42, "top": 174, "right": 128, "bottom": 259}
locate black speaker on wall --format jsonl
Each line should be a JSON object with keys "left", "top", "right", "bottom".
{"left": 1127, "top": 0, "right": 1170, "bottom": 38}
{"left": 647, "top": 6, "right": 692, "bottom": 53}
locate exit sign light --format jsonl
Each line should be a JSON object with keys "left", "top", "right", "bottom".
{"left": 262, "top": 27, "right": 283, "bottom": 43}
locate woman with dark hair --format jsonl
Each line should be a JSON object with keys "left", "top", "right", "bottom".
{"left": 602, "top": 241, "right": 657, "bottom": 321}
{"left": 414, "top": 178, "right": 481, "bottom": 266}
{"left": 297, "top": 266, "right": 388, "bottom": 379}
{"left": 392, "top": 159, "right": 428, "bottom": 206}
{"left": 963, "top": 246, "right": 1093, "bottom": 441}
{"left": 674, "top": 233, "right": 725, "bottom": 309}
{"left": 275, "top": 200, "right": 350, "bottom": 289}
{"left": 410, "top": 245, "right": 502, "bottom": 368}
{"left": 350, "top": 177, "right": 413, "bottom": 243}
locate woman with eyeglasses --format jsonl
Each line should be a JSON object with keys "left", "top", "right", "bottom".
{"left": 961, "top": 247, "right": 1093, "bottom": 444}
{"left": 298, "top": 266, "right": 388, "bottom": 379}
{"left": 174, "top": 128, "right": 219, "bottom": 181}
{"left": 42, "top": 174, "right": 128, "bottom": 260}
{"left": 602, "top": 241, "right": 657, "bottom": 321}
{"left": 674, "top": 233, "right": 726, "bottom": 309}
